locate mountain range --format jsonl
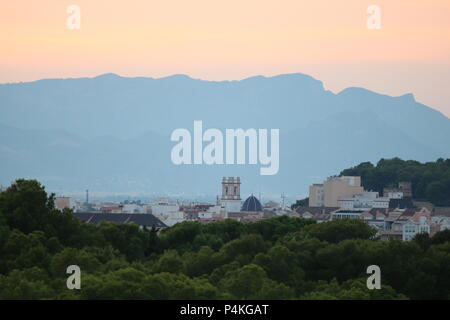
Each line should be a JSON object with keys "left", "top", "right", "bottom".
{"left": 1, "top": 73, "right": 449, "bottom": 200}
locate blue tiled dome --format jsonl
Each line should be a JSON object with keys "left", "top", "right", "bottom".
{"left": 241, "top": 195, "right": 262, "bottom": 212}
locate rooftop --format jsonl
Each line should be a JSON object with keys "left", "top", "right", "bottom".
{"left": 241, "top": 195, "right": 263, "bottom": 212}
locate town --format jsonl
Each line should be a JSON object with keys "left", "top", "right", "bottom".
{"left": 53, "top": 175, "right": 450, "bottom": 242}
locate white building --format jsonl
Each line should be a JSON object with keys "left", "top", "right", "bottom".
{"left": 121, "top": 203, "right": 147, "bottom": 214}
{"left": 440, "top": 219, "right": 450, "bottom": 231}
{"left": 386, "top": 191, "right": 403, "bottom": 199}
{"left": 331, "top": 209, "right": 364, "bottom": 220}
{"left": 431, "top": 216, "right": 450, "bottom": 232}
{"left": 148, "top": 198, "right": 184, "bottom": 226}
{"left": 206, "top": 204, "right": 227, "bottom": 217}
{"left": 402, "top": 216, "right": 430, "bottom": 241}
{"left": 159, "top": 211, "right": 185, "bottom": 227}
{"left": 338, "top": 192, "right": 389, "bottom": 210}
{"left": 150, "top": 198, "right": 180, "bottom": 216}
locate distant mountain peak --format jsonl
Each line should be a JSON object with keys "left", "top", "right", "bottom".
{"left": 242, "top": 72, "right": 319, "bottom": 82}
{"left": 271, "top": 72, "right": 316, "bottom": 79}
{"left": 159, "top": 74, "right": 193, "bottom": 80}
{"left": 397, "top": 93, "right": 415, "bottom": 102}
{"left": 94, "top": 73, "right": 121, "bottom": 79}
{"left": 338, "top": 87, "right": 417, "bottom": 104}
{"left": 65, "top": 72, "right": 322, "bottom": 85}
{"left": 338, "top": 86, "right": 375, "bottom": 96}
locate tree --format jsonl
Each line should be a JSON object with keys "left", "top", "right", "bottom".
{"left": 304, "top": 219, "right": 376, "bottom": 243}
{"left": 412, "top": 232, "right": 431, "bottom": 250}
{"left": 0, "top": 267, "right": 55, "bottom": 300}
{"left": 49, "top": 247, "right": 102, "bottom": 278}
{"left": 97, "top": 267, "right": 148, "bottom": 299}
{"left": 253, "top": 245, "right": 305, "bottom": 291}
{"left": 426, "top": 181, "right": 449, "bottom": 206}
{"left": 0, "top": 178, "right": 449, "bottom": 300}
{"left": 0, "top": 210, "right": 9, "bottom": 248}
{"left": 183, "top": 246, "right": 218, "bottom": 277}
{"left": 252, "top": 279, "right": 295, "bottom": 300}
{"left": 291, "top": 197, "right": 309, "bottom": 210}
{"left": 202, "top": 219, "right": 247, "bottom": 243}
{"left": 301, "top": 278, "right": 407, "bottom": 300}
{"left": 143, "top": 272, "right": 220, "bottom": 300}
{"left": 99, "top": 222, "right": 149, "bottom": 261}
{"left": 430, "top": 229, "right": 450, "bottom": 246}
{"left": 0, "top": 179, "right": 54, "bottom": 233}
{"left": 159, "top": 221, "right": 202, "bottom": 252}
{"left": 43, "top": 208, "right": 84, "bottom": 247}
{"left": 154, "top": 249, "right": 184, "bottom": 274}
{"left": 247, "top": 216, "right": 315, "bottom": 242}
{"left": 192, "top": 233, "right": 224, "bottom": 251}
{"left": 219, "top": 234, "right": 268, "bottom": 265}
{"left": 219, "top": 264, "right": 267, "bottom": 299}
{"left": 340, "top": 158, "right": 450, "bottom": 205}
{"left": 0, "top": 230, "right": 51, "bottom": 272}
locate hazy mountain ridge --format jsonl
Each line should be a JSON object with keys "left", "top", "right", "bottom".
{"left": 0, "top": 73, "right": 449, "bottom": 198}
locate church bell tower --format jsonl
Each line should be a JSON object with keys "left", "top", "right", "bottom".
{"left": 220, "top": 177, "right": 242, "bottom": 213}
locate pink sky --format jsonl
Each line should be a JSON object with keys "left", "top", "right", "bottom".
{"left": 1, "top": 0, "right": 450, "bottom": 117}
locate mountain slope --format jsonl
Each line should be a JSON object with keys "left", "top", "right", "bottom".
{"left": 0, "top": 73, "right": 449, "bottom": 198}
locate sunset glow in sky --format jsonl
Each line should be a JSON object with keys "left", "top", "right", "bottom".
{"left": 1, "top": 0, "right": 450, "bottom": 116}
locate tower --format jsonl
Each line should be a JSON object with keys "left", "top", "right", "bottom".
{"left": 281, "top": 193, "right": 286, "bottom": 209}
{"left": 221, "top": 177, "right": 241, "bottom": 201}
{"left": 220, "top": 177, "right": 242, "bottom": 213}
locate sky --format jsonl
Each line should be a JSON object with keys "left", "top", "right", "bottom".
{"left": 1, "top": 0, "right": 450, "bottom": 117}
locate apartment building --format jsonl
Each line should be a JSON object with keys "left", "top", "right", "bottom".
{"left": 309, "top": 176, "right": 364, "bottom": 207}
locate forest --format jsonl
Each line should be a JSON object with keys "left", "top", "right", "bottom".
{"left": 340, "top": 158, "right": 450, "bottom": 206}
{"left": 0, "top": 179, "right": 449, "bottom": 300}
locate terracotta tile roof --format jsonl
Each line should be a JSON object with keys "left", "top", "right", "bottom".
{"left": 400, "top": 208, "right": 416, "bottom": 217}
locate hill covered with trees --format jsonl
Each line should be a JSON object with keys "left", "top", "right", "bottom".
{"left": 340, "top": 158, "right": 450, "bottom": 206}
{"left": 0, "top": 179, "right": 449, "bottom": 300}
